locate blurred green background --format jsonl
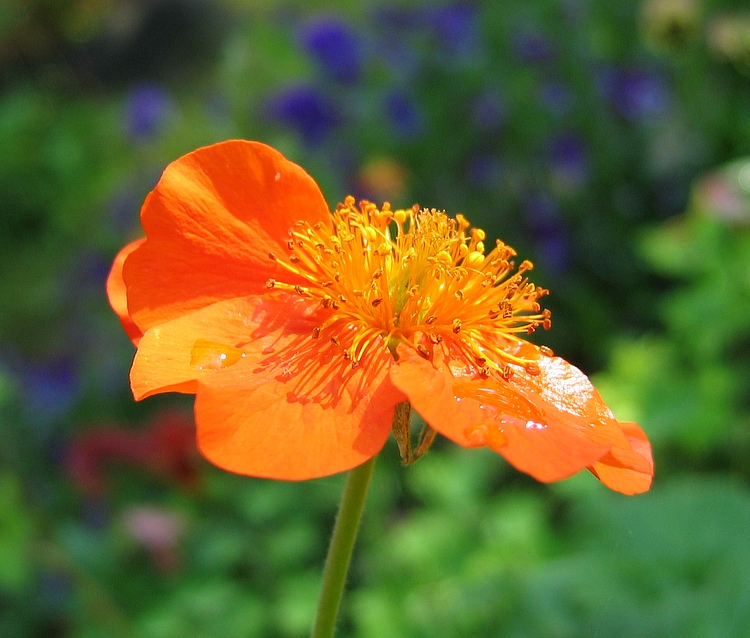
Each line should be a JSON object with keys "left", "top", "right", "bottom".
{"left": 2, "top": 0, "right": 750, "bottom": 636}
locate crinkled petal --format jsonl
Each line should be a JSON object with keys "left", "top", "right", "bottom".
{"left": 391, "top": 343, "right": 650, "bottom": 488}
{"left": 106, "top": 239, "right": 145, "bottom": 346}
{"left": 131, "top": 293, "right": 403, "bottom": 480}
{"left": 589, "top": 421, "right": 653, "bottom": 495}
{"left": 124, "top": 140, "right": 331, "bottom": 333}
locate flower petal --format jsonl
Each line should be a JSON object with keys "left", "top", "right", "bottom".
{"left": 106, "top": 239, "right": 145, "bottom": 346}
{"left": 131, "top": 293, "right": 320, "bottom": 400}
{"left": 391, "top": 343, "right": 634, "bottom": 484}
{"left": 193, "top": 355, "right": 399, "bottom": 480}
{"left": 124, "top": 140, "right": 331, "bottom": 332}
{"left": 589, "top": 421, "right": 654, "bottom": 495}
{"left": 130, "top": 292, "right": 403, "bottom": 479}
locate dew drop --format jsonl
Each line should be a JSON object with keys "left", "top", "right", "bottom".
{"left": 464, "top": 424, "right": 488, "bottom": 447}
{"left": 190, "top": 339, "right": 245, "bottom": 370}
{"left": 463, "top": 423, "right": 509, "bottom": 448}
{"left": 524, "top": 420, "right": 547, "bottom": 431}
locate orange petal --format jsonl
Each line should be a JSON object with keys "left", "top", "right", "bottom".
{"left": 130, "top": 292, "right": 404, "bottom": 479}
{"left": 589, "top": 421, "right": 654, "bottom": 495}
{"left": 106, "top": 238, "right": 145, "bottom": 345}
{"left": 131, "top": 293, "right": 317, "bottom": 400}
{"left": 124, "top": 140, "right": 331, "bottom": 333}
{"left": 193, "top": 353, "right": 400, "bottom": 480}
{"left": 391, "top": 343, "right": 641, "bottom": 485}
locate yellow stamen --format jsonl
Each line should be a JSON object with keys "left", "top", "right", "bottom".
{"left": 269, "top": 199, "right": 551, "bottom": 376}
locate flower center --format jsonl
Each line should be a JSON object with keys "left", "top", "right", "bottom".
{"left": 267, "top": 197, "right": 551, "bottom": 377}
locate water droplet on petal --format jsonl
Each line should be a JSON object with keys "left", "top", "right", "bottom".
{"left": 190, "top": 339, "right": 245, "bottom": 370}
{"left": 464, "top": 424, "right": 488, "bottom": 447}
{"left": 524, "top": 420, "right": 547, "bottom": 431}
{"left": 464, "top": 423, "right": 509, "bottom": 448}
{"left": 485, "top": 424, "right": 508, "bottom": 448}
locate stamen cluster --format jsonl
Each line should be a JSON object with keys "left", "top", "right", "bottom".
{"left": 267, "top": 197, "right": 551, "bottom": 377}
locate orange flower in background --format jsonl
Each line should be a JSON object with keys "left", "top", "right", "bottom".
{"left": 108, "top": 140, "right": 653, "bottom": 494}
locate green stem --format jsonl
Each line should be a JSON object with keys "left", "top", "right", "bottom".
{"left": 311, "top": 455, "right": 377, "bottom": 638}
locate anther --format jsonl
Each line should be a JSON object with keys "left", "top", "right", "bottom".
{"left": 428, "top": 332, "right": 442, "bottom": 344}
{"left": 330, "top": 337, "right": 340, "bottom": 347}
{"left": 417, "top": 344, "right": 431, "bottom": 359}
{"left": 426, "top": 315, "right": 437, "bottom": 325}
{"left": 312, "top": 327, "right": 321, "bottom": 339}
{"left": 525, "top": 362, "right": 541, "bottom": 376}
{"left": 265, "top": 279, "right": 275, "bottom": 289}
{"left": 371, "top": 298, "right": 383, "bottom": 307}
{"left": 452, "top": 319, "right": 462, "bottom": 334}
{"left": 268, "top": 251, "right": 277, "bottom": 260}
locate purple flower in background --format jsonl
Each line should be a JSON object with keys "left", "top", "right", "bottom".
{"left": 512, "top": 28, "right": 554, "bottom": 64}
{"left": 299, "top": 16, "right": 364, "bottom": 83}
{"left": 525, "top": 192, "right": 570, "bottom": 272}
{"left": 427, "top": 2, "right": 480, "bottom": 59}
{"left": 385, "top": 90, "right": 423, "bottom": 138}
{"left": 126, "top": 83, "right": 173, "bottom": 139}
{"left": 601, "top": 67, "right": 669, "bottom": 121}
{"left": 472, "top": 90, "right": 505, "bottom": 130}
{"left": 466, "top": 153, "right": 503, "bottom": 188}
{"left": 19, "top": 355, "right": 80, "bottom": 427}
{"left": 547, "top": 132, "right": 589, "bottom": 192}
{"left": 540, "top": 80, "right": 574, "bottom": 116}
{"left": 266, "top": 85, "right": 340, "bottom": 146}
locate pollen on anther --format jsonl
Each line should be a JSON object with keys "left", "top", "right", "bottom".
{"left": 525, "top": 362, "right": 541, "bottom": 376}
{"left": 417, "top": 344, "right": 431, "bottom": 359}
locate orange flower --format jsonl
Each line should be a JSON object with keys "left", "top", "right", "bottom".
{"left": 107, "top": 140, "right": 652, "bottom": 494}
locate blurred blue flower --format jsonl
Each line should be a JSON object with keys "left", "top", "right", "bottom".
{"left": 547, "top": 132, "right": 589, "bottom": 192}
{"left": 512, "top": 28, "right": 554, "bottom": 64}
{"left": 385, "top": 90, "right": 423, "bottom": 139}
{"left": 299, "top": 16, "right": 364, "bottom": 83}
{"left": 539, "top": 80, "right": 574, "bottom": 116}
{"left": 472, "top": 90, "right": 505, "bottom": 130}
{"left": 601, "top": 67, "right": 669, "bottom": 121}
{"left": 525, "top": 192, "right": 570, "bottom": 272}
{"left": 20, "top": 355, "right": 79, "bottom": 428}
{"left": 266, "top": 85, "right": 341, "bottom": 146}
{"left": 125, "top": 83, "right": 173, "bottom": 140}
{"left": 427, "top": 2, "right": 480, "bottom": 59}
{"left": 466, "top": 153, "right": 503, "bottom": 188}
